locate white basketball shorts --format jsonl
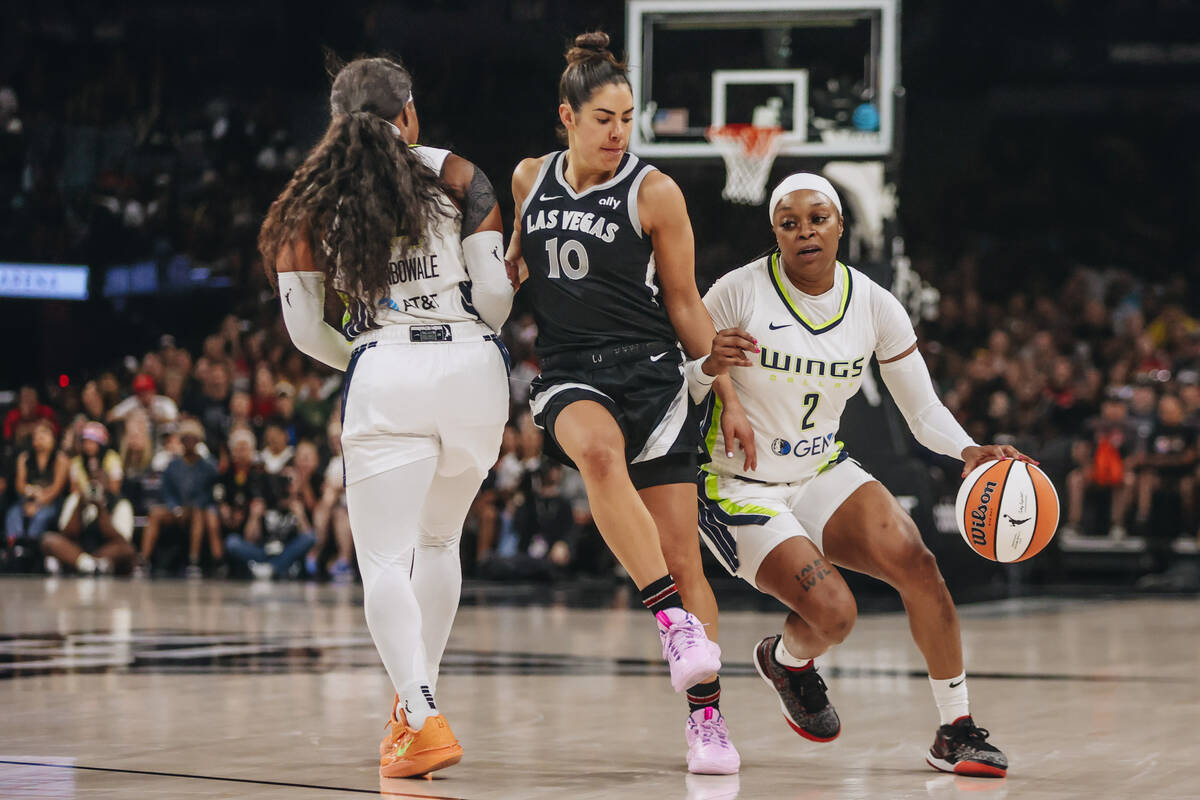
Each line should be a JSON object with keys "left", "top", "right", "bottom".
{"left": 340, "top": 322, "right": 510, "bottom": 485}
{"left": 697, "top": 457, "right": 876, "bottom": 588}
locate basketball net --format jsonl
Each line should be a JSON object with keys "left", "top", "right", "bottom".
{"left": 706, "top": 124, "right": 785, "bottom": 205}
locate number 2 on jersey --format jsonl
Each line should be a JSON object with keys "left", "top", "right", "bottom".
{"left": 801, "top": 393, "right": 820, "bottom": 430}
{"left": 544, "top": 237, "right": 590, "bottom": 280}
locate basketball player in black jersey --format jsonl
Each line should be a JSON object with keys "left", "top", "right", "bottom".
{"left": 504, "top": 32, "right": 756, "bottom": 774}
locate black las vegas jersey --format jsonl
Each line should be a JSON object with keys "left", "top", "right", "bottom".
{"left": 519, "top": 151, "right": 676, "bottom": 356}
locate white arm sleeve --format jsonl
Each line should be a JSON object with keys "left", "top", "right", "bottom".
{"left": 878, "top": 349, "right": 976, "bottom": 461}
{"left": 684, "top": 358, "right": 717, "bottom": 404}
{"left": 461, "top": 230, "right": 513, "bottom": 333}
{"left": 276, "top": 271, "right": 352, "bottom": 372}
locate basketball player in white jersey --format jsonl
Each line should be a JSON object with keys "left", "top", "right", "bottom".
{"left": 504, "top": 32, "right": 756, "bottom": 774}
{"left": 259, "top": 56, "right": 513, "bottom": 779}
{"left": 689, "top": 174, "right": 1033, "bottom": 777}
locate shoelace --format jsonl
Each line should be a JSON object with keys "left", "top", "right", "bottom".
{"left": 950, "top": 722, "right": 991, "bottom": 743}
{"left": 693, "top": 716, "right": 729, "bottom": 747}
{"left": 663, "top": 616, "right": 706, "bottom": 661}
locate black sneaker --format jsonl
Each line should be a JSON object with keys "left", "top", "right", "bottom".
{"left": 752, "top": 635, "right": 840, "bottom": 742}
{"left": 926, "top": 716, "right": 1008, "bottom": 777}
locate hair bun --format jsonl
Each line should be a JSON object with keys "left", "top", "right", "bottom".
{"left": 566, "top": 31, "right": 612, "bottom": 64}
{"left": 575, "top": 31, "right": 610, "bottom": 51}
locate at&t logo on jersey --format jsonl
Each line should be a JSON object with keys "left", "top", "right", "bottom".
{"left": 770, "top": 432, "right": 836, "bottom": 459}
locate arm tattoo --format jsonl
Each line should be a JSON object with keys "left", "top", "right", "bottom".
{"left": 461, "top": 164, "right": 498, "bottom": 237}
{"left": 794, "top": 557, "right": 834, "bottom": 593}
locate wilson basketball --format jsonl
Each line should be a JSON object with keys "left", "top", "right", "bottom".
{"left": 955, "top": 459, "right": 1060, "bottom": 562}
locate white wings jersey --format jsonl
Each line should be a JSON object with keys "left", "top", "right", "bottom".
{"left": 339, "top": 146, "right": 482, "bottom": 338}
{"left": 701, "top": 253, "right": 917, "bottom": 484}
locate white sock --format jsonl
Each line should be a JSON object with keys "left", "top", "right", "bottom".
{"left": 929, "top": 672, "right": 969, "bottom": 725}
{"left": 346, "top": 459, "right": 439, "bottom": 727}
{"left": 775, "top": 636, "right": 814, "bottom": 669}
{"left": 397, "top": 681, "right": 438, "bottom": 730}
{"left": 410, "top": 467, "right": 485, "bottom": 691}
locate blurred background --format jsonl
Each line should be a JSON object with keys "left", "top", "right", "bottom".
{"left": 2, "top": 0, "right": 1199, "bottom": 601}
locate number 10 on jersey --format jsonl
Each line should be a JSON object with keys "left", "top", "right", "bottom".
{"left": 544, "top": 237, "right": 590, "bottom": 280}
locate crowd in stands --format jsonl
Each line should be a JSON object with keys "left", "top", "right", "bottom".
{"left": 0, "top": 308, "right": 614, "bottom": 581}
{"left": 3, "top": 260, "right": 1199, "bottom": 581}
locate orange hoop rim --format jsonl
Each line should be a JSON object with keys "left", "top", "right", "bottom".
{"left": 705, "top": 124, "right": 785, "bottom": 154}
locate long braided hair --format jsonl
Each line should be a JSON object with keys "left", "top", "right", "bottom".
{"left": 258, "top": 57, "right": 451, "bottom": 308}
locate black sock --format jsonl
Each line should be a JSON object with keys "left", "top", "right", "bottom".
{"left": 687, "top": 678, "right": 721, "bottom": 713}
{"left": 640, "top": 574, "right": 683, "bottom": 614}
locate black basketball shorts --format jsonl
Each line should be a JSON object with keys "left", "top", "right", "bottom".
{"left": 529, "top": 342, "right": 701, "bottom": 490}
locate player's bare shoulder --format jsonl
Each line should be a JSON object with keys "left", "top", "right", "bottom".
{"left": 512, "top": 154, "right": 551, "bottom": 201}
{"left": 635, "top": 168, "right": 688, "bottom": 234}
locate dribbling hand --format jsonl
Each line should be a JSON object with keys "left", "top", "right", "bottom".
{"left": 703, "top": 328, "right": 758, "bottom": 377}
{"left": 961, "top": 444, "right": 1038, "bottom": 478}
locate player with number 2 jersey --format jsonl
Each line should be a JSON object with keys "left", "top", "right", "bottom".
{"left": 690, "top": 173, "right": 1033, "bottom": 778}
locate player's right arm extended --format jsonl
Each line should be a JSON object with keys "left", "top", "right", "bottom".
{"left": 275, "top": 237, "right": 352, "bottom": 372}
{"left": 878, "top": 345, "right": 976, "bottom": 460}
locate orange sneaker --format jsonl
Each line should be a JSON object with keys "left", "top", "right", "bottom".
{"left": 378, "top": 697, "right": 463, "bottom": 778}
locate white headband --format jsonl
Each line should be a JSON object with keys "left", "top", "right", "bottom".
{"left": 768, "top": 173, "right": 842, "bottom": 222}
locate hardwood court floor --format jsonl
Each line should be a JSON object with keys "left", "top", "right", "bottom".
{"left": 1, "top": 576, "right": 1197, "bottom": 799}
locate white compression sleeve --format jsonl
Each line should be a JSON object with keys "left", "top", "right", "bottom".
{"left": 684, "top": 358, "right": 717, "bottom": 404}
{"left": 277, "top": 271, "right": 352, "bottom": 372}
{"left": 878, "top": 349, "right": 976, "bottom": 461}
{"left": 461, "top": 230, "right": 513, "bottom": 332}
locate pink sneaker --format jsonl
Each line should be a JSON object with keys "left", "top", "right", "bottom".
{"left": 685, "top": 707, "right": 740, "bottom": 775}
{"left": 655, "top": 608, "right": 722, "bottom": 692}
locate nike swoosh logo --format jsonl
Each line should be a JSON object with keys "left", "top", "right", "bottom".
{"left": 650, "top": 352, "right": 668, "bottom": 362}
{"left": 948, "top": 679, "right": 964, "bottom": 688}
{"left": 769, "top": 322, "right": 791, "bottom": 330}
{"left": 539, "top": 194, "right": 563, "bottom": 201}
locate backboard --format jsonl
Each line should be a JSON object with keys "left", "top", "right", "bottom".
{"left": 626, "top": 0, "right": 900, "bottom": 159}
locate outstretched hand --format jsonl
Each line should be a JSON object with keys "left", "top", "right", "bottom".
{"left": 961, "top": 444, "right": 1038, "bottom": 478}
{"left": 703, "top": 328, "right": 758, "bottom": 377}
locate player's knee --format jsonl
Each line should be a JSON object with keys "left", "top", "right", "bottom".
{"left": 809, "top": 588, "right": 857, "bottom": 645}
{"left": 574, "top": 439, "right": 624, "bottom": 482}
{"left": 417, "top": 525, "right": 461, "bottom": 551}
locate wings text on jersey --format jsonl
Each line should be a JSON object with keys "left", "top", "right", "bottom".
{"left": 758, "top": 347, "right": 866, "bottom": 379}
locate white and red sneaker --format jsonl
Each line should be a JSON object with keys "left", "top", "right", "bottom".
{"left": 656, "top": 608, "right": 722, "bottom": 692}
{"left": 685, "top": 707, "right": 740, "bottom": 775}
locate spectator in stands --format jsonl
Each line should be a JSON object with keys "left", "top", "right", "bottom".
{"left": 1064, "top": 395, "right": 1137, "bottom": 539}
{"left": 119, "top": 410, "right": 156, "bottom": 514}
{"left": 108, "top": 373, "right": 178, "bottom": 446}
{"left": 269, "top": 381, "right": 311, "bottom": 445}
{"left": 3, "top": 386, "right": 58, "bottom": 447}
{"left": 41, "top": 421, "right": 135, "bottom": 574}
{"left": 6, "top": 419, "right": 69, "bottom": 544}
{"left": 309, "top": 420, "right": 354, "bottom": 581}
{"left": 189, "top": 361, "right": 233, "bottom": 450}
{"left": 250, "top": 364, "right": 277, "bottom": 425}
{"left": 231, "top": 438, "right": 315, "bottom": 580}
{"left": 217, "top": 427, "right": 273, "bottom": 578}
{"left": 80, "top": 380, "right": 108, "bottom": 423}
{"left": 1135, "top": 394, "right": 1196, "bottom": 537}
{"left": 259, "top": 421, "right": 293, "bottom": 475}
{"left": 138, "top": 418, "right": 222, "bottom": 577}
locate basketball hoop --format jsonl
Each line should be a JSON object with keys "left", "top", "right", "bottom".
{"left": 706, "top": 124, "right": 785, "bottom": 205}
